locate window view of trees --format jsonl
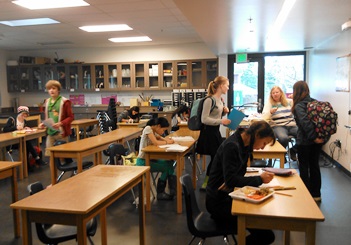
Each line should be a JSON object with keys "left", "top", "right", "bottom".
{"left": 230, "top": 52, "right": 305, "bottom": 115}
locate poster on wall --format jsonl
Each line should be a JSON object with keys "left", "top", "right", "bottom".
{"left": 335, "top": 55, "right": 351, "bottom": 92}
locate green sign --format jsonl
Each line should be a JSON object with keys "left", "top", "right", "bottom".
{"left": 236, "top": 53, "right": 248, "bottom": 63}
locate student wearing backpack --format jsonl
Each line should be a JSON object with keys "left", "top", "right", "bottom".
{"left": 291, "top": 81, "right": 324, "bottom": 202}
{"left": 3, "top": 106, "right": 46, "bottom": 170}
{"left": 196, "top": 76, "right": 231, "bottom": 190}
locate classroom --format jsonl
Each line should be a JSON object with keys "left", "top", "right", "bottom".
{"left": 1, "top": 1, "right": 351, "bottom": 245}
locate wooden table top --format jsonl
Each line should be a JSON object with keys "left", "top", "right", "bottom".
{"left": 71, "top": 118, "right": 99, "bottom": 126}
{"left": 47, "top": 128, "right": 142, "bottom": 152}
{"left": 142, "top": 128, "right": 199, "bottom": 153}
{"left": 0, "top": 161, "right": 21, "bottom": 173}
{"left": 254, "top": 140, "right": 286, "bottom": 154}
{"left": 11, "top": 165, "right": 149, "bottom": 213}
{"left": 232, "top": 171, "right": 325, "bottom": 221}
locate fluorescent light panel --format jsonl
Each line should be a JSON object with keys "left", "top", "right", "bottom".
{"left": 79, "top": 24, "right": 133, "bottom": 32}
{"left": 266, "top": 0, "right": 296, "bottom": 40}
{"left": 0, "top": 18, "right": 59, "bottom": 27}
{"left": 12, "top": 0, "right": 89, "bottom": 10}
{"left": 109, "top": 36, "right": 152, "bottom": 43}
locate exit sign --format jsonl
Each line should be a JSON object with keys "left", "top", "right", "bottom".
{"left": 236, "top": 53, "right": 248, "bottom": 63}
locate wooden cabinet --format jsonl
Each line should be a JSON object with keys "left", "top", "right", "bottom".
{"left": 7, "top": 58, "right": 217, "bottom": 93}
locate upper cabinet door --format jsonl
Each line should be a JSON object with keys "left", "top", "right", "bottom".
{"left": 190, "top": 61, "right": 203, "bottom": 88}
{"left": 67, "top": 64, "right": 80, "bottom": 91}
{"left": 82, "top": 64, "right": 93, "bottom": 90}
{"left": 119, "top": 63, "right": 132, "bottom": 89}
{"left": 147, "top": 62, "right": 160, "bottom": 89}
{"left": 175, "top": 61, "right": 189, "bottom": 89}
{"left": 93, "top": 64, "right": 105, "bottom": 90}
{"left": 135, "top": 63, "right": 147, "bottom": 90}
{"left": 7, "top": 66, "right": 20, "bottom": 92}
{"left": 205, "top": 59, "right": 218, "bottom": 88}
{"left": 107, "top": 64, "right": 118, "bottom": 90}
{"left": 161, "top": 61, "right": 174, "bottom": 89}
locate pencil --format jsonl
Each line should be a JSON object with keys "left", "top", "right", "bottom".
{"left": 275, "top": 192, "right": 293, "bottom": 197}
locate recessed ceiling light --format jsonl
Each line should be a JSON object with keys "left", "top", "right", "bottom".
{"left": 12, "top": 0, "right": 89, "bottom": 10}
{"left": 79, "top": 24, "right": 133, "bottom": 32}
{"left": 109, "top": 36, "right": 152, "bottom": 43}
{"left": 0, "top": 18, "right": 59, "bottom": 27}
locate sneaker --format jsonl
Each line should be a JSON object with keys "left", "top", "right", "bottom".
{"left": 157, "top": 192, "right": 173, "bottom": 201}
{"left": 313, "top": 197, "right": 322, "bottom": 202}
{"left": 36, "top": 158, "right": 47, "bottom": 166}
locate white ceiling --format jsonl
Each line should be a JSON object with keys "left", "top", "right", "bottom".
{"left": 0, "top": 0, "right": 350, "bottom": 54}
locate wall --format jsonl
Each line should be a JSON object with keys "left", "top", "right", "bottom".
{"left": 2, "top": 43, "right": 217, "bottom": 107}
{"left": 308, "top": 29, "right": 351, "bottom": 172}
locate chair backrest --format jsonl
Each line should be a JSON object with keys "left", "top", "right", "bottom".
{"left": 180, "top": 174, "right": 201, "bottom": 233}
{"left": 53, "top": 140, "right": 73, "bottom": 168}
{"left": 107, "top": 143, "right": 128, "bottom": 165}
{"left": 134, "top": 136, "right": 141, "bottom": 152}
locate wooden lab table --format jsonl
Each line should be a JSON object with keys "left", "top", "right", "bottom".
{"left": 71, "top": 119, "right": 99, "bottom": 140}
{"left": 47, "top": 128, "right": 142, "bottom": 185}
{"left": 11, "top": 165, "right": 150, "bottom": 245}
{"left": 0, "top": 161, "right": 21, "bottom": 238}
{"left": 250, "top": 141, "right": 287, "bottom": 168}
{"left": 232, "top": 171, "right": 325, "bottom": 245}
{"left": 117, "top": 120, "right": 147, "bottom": 129}
{"left": 0, "top": 132, "right": 24, "bottom": 179}
{"left": 142, "top": 128, "right": 199, "bottom": 214}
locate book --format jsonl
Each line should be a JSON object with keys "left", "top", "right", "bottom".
{"left": 226, "top": 108, "right": 246, "bottom": 130}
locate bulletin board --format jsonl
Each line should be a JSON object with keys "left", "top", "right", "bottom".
{"left": 335, "top": 55, "right": 351, "bottom": 92}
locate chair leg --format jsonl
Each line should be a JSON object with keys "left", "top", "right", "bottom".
{"left": 56, "top": 172, "right": 65, "bottom": 182}
{"left": 88, "top": 235, "right": 95, "bottom": 245}
{"left": 188, "top": 236, "right": 196, "bottom": 245}
{"left": 223, "top": 236, "right": 230, "bottom": 244}
{"left": 232, "top": 234, "right": 238, "bottom": 245}
{"left": 7, "top": 151, "right": 14, "bottom": 162}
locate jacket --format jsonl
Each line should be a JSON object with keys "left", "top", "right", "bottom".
{"left": 293, "top": 95, "right": 318, "bottom": 145}
{"left": 44, "top": 96, "right": 74, "bottom": 137}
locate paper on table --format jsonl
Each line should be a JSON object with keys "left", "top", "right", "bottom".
{"left": 170, "top": 136, "right": 195, "bottom": 142}
{"left": 158, "top": 144, "right": 188, "bottom": 152}
{"left": 225, "top": 109, "right": 246, "bottom": 130}
{"left": 259, "top": 178, "right": 281, "bottom": 188}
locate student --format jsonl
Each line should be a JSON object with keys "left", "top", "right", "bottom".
{"left": 262, "top": 86, "right": 298, "bottom": 160}
{"left": 206, "top": 121, "right": 276, "bottom": 245}
{"left": 196, "top": 76, "right": 231, "bottom": 190}
{"left": 136, "top": 117, "right": 176, "bottom": 201}
{"left": 171, "top": 104, "right": 189, "bottom": 132}
{"left": 291, "top": 81, "right": 324, "bottom": 202}
{"left": 117, "top": 106, "right": 140, "bottom": 123}
{"left": 39, "top": 80, "right": 74, "bottom": 156}
{"left": 3, "top": 106, "right": 46, "bottom": 170}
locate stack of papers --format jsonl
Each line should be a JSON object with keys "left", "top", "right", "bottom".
{"left": 158, "top": 144, "right": 188, "bottom": 152}
{"left": 170, "top": 136, "right": 195, "bottom": 142}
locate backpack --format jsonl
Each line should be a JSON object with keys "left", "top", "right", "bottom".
{"left": 188, "top": 96, "right": 216, "bottom": 131}
{"left": 307, "top": 100, "right": 338, "bottom": 143}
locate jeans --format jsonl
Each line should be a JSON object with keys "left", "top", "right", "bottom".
{"left": 297, "top": 143, "right": 322, "bottom": 197}
{"left": 273, "top": 126, "right": 297, "bottom": 148}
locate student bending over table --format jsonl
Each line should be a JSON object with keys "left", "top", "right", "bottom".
{"left": 117, "top": 106, "right": 140, "bottom": 123}
{"left": 170, "top": 104, "right": 189, "bottom": 132}
{"left": 136, "top": 117, "right": 176, "bottom": 201}
{"left": 206, "top": 121, "right": 276, "bottom": 245}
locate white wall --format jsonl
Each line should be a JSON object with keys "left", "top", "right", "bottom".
{"left": 2, "top": 43, "right": 217, "bottom": 108}
{"left": 308, "top": 29, "right": 351, "bottom": 171}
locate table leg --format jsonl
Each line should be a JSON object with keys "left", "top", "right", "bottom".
{"left": 22, "top": 138, "right": 28, "bottom": 178}
{"left": 76, "top": 126, "right": 81, "bottom": 141}
{"left": 100, "top": 209, "right": 107, "bottom": 245}
{"left": 11, "top": 167, "right": 20, "bottom": 237}
{"left": 139, "top": 178, "right": 146, "bottom": 245}
{"left": 280, "top": 153, "right": 285, "bottom": 168}
{"left": 176, "top": 155, "right": 182, "bottom": 214}
{"left": 145, "top": 154, "right": 151, "bottom": 212}
{"left": 77, "top": 217, "right": 87, "bottom": 245}
{"left": 305, "top": 223, "right": 316, "bottom": 245}
{"left": 77, "top": 154, "right": 83, "bottom": 173}
{"left": 237, "top": 216, "right": 246, "bottom": 245}
{"left": 283, "top": 230, "right": 291, "bottom": 245}
{"left": 21, "top": 210, "right": 31, "bottom": 245}
{"left": 50, "top": 153, "right": 56, "bottom": 185}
